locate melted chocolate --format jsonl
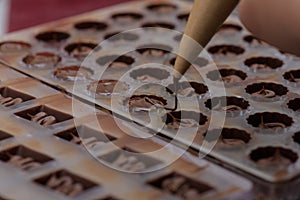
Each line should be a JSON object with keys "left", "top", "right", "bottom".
{"left": 218, "top": 24, "right": 243, "bottom": 32}
{"left": 22, "top": 52, "right": 61, "bottom": 69}
{"left": 87, "top": 80, "right": 128, "bottom": 96}
{"left": 128, "top": 95, "right": 167, "bottom": 112}
{"left": 0, "top": 131, "right": 12, "bottom": 141}
{"left": 64, "top": 42, "right": 97, "bottom": 58}
{"left": 163, "top": 111, "right": 208, "bottom": 129}
{"left": 104, "top": 32, "right": 139, "bottom": 42}
{"left": 247, "top": 112, "right": 293, "bottom": 130}
{"left": 283, "top": 70, "right": 300, "bottom": 83}
{"left": 208, "top": 45, "right": 245, "bottom": 56}
{"left": 146, "top": 3, "right": 177, "bottom": 13}
{"left": 0, "top": 41, "right": 31, "bottom": 53}
{"left": 287, "top": 98, "right": 300, "bottom": 112}
{"left": 111, "top": 12, "right": 143, "bottom": 23}
{"left": 35, "top": 31, "right": 70, "bottom": 43}
{"left": 206, "top": 68, "right": 247, "bottom": 84}
{"left": 0, "top": 87, "right": 34, "bottom": 107}
{"left": 245, "top": 82, "right": 288, "bottom": 98}
{"left": 141, "top": 22, "right": 175, "bottom": 30}
{"left": 74, "top": 21, "right": 108, "bottom": 31}
{"left": 130, "top": 68, "right": 170, "bottom": 82}
{"left": 166, "top": 82, "right": 208, "bottom": 97}
{"left": 243, "top": 35, "right": 264, "bottom": 45}
{"left": 96, "top": 55, "right": 135, "bottom": 69}
{"left": 244, "top": 57, "right": 283, "bottom": 70}
{"left": 293, "top": 131, "right": 300, "bottom": 145}
{"left": 136, "top": 44, "right": 172, "bottom": 56}
{"left": 53, "top": 66, "right": 93, "bottom": 81}
{"left": 205, "top": 96, "right": 250, "bottom": 112}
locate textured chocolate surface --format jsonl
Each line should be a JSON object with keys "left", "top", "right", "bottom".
{"left": 247, "top": 112, "right": 293, "bottom": 130}
{"left": 245, "top": 82, "right": 288, "bottom": 98}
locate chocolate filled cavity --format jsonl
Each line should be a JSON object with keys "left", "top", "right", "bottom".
{"left": 249, "top": 147, "right": 298, "bottom": 167}
{"left": 243, "top": 35, "right": 264, "bottom": 45}
{"left": 218, "top": 24, "right": 243, "bottom": 32}
{"left": 104, "top": 32, "right": 139, "bottom": 42}
{"left": 170, "top": 57, "right": 209, "bottom": 68}
{"left": 293, "top": 132, "right": 300, "bottom": 145}
{"left": 22, "top": 52, "right": 61, "bottom": 69}
{"left": 163, "top": 111, "right": 208, "bottom": 129}
{"left": 64, "top": 42, "right": 97, "bottom": 58}
{"left": 283, "top": 70, "right": 300, "bottom": 83}
{"left": 245, "top": 82, "right": 288, "bottom": 99}
{"left": 98, "top": 197, "right": 120, "bottom": 200}
{"left": 244, "top": 57, "right": 283, "bottom": 70}
{"left": 205, "top": 96, "right": 250, "bottom": 112}
{"left": 0, "top": 145, "right": 53, "bottom": 171}
{"left": 206, "top": 68, "right": 247, "bottom": 84}
{"left": 0, "top": 41, "right": 31, "bottom": 53}
{"left": 53, "top": 66, "right": 93, "bottom": 81}
{"left": 208, "top": 45, "right": 245, "bottom": 56}
{"left": 0, "top": 131, "right": 12, "bottom": 141}
{"left": 111, "top": 12, "right": 143, "bottom": 23}
{"left": 0, "top": 87, "right": 35, "bottom": 107}
{"left": 96, "top": 55, "right": 135, "bottom": 69}
{"left": 141, "top": 22, "right": 175, "bottom": 30}
{"left": 247, "top": 112, "right": 293, "bottom": 130}
{"left": 128, "top": 95, "right": 167, "bottom": 112}
{"left": 146, "top": 3, "right": 177, "bottom": 13}
{"left": 148, "top": 172, "right": 213, "bottom": 199}
{"left": 35, "top": 31, "right": 70, "bottom": 43}
{"left": 287, "top": 98, "right": 300, "bottom": 112}
{"left": 130, "top": 68, "right": 170, "bottom": 82}
{"left": 14, "top": 105, "right": 73, "bottom": 127}
{"left": 204, "top": 128, "right": 251, "bottom": 147}
{"left": 136, "top": 44, "right": 172, "bottom": 57}
{"left": 34, "top": 170, "right": 98, "bottom": 197}
{"left": 177, "top": 13, "right": 190, "bottom": 21}
{"left": 166, "top": 82, "right": 208, "bottom": 97}
{"left": 74, "top": 21, "right": 108, "bottom": 31}
{"left": 87, "top": 80, "right": 129, "bottom": 96}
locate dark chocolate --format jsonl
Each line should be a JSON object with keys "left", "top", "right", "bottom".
{"left": 244, "top": 57, "right": 283, "bottom": 70}
{"left": 136, "top": 44, "right": 172, "bottom": 56}
{"left": 96, "top": 55, "right": 135, "bottom": 68}
{"left": 206, "top": 68, "right": 247, "bottom": 84}
{"left": 208, "top": 45, "right": 245, "bottom": 56}
{"left": 53, "top": 66, "right": 93, "bottom": 81}
{"left": 35, "top": 31, "right": 70, "bottom": 43}
{"left": 287, "top": 98, "right": 300, "bottom": 112}
{"left": 0, "top": 130, "right": 12, "bottom": 141}
{"left": 283, "top": 70, "right": 300, "bottom": 83}
{"left": 166, "top": 81, "right": 208, "bottom": 97}
{"left": 128, "top": 95, "right": 167, "bottom": 112}
{"left": 87, "top": 80, "right": 128, "bottom": 96}
{"left": 218, "top": 23, "right": 243, "bottom": 32}
{"left": 0, "top": 41, "right": 31, "bottom": 53}
{"left": 0, "top": 87, "right": 35, "bottom": 107}
{"left": 247, "top": 112, "right": 293, "bottom": 130}
{"left": 104, "top": 32, "right": 139, "bottom": 41}
{"left": 170, "top": 57, "right": 209, "bottom": 68}
{"left": 243, "top": 35, "right": 264, "bottom": 45}
{"left": 130, "top": 68, "right": 170, "bottom": 82}
{"left": 177, "top": 13, "right": 190, "bottom": 21}
{"left": 141, "top": 22, "right": 175, "bottom": 30}
{"left": 293, "top": 131, "right": 300, "bottom": 145}
{"left": 111, "top": 12, "right": 143, "bottom": 23}
{"left": 64, "top": 42, "right": 97, "bottom": 58}
{"left": 74, "top": 21, "right": 108, "bottom": 31}
{"left": 205, "top": 96, "right": 250, "bottom": 112}
{"left": 163, "top": 111, "right": 208, "bottom": 129}
{"left": 22, "top": 52, "right": 61, "bottom": 68}
{"left": 146, "top": 3, "right": 177, "bottom": 13}
{"left": 245, "top": 82, "right": 288, "bottom": 98}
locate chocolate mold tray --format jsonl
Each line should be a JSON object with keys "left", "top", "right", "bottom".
{"left": 0, "top": 0, "right": 298, "bottom": 183}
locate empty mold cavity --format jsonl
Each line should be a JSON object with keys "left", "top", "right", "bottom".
{"left": 208, "top": 45, "right": 245, "bottom": 56}
{"left": 96, "top": 55, "right": 135, "bottom": 69}
{"left": 163, "top": 111, "right": 208, "bottom": 129}
{"left": 111, "top": 12, "right": 143, "bottom": 23}
{"left": 14, "top": 105, "right": 73, "bottom": 127}
{"left": 249, "top": 146, "right": 298, "bottom": 167}
{"left": 141, "top": 22, "right": 175, "bottom": 30}
{"left": 128, "top": 95, "right": 167, "bottom": 112}
{"left": 0, "top": 87, "right": 35, "bottom": 107}
{"left": 206, "top": 68, "right": 247, "bottom": 84}
{"left": 247, "top": 112, "right": 293, "bottom": 130}
{"left": 283, "top": 70, "right": 300, "bottom": 83}
{"left": 205, "top": 96, "right": 250, "bottom": 113}
{"left": 22, "top": 52, "right": 61, "bottom": 69}
{"left": 104, "top": 32, "right": 139, "bottom": 41}
{"left": 130, "top": 68, "right": 170, "bottom": 82}
{"left": 0, "top": 41, "right": 31, "bottom": 53}
{"left": 0, "top": 145, "right": 53, "bottom": 171}
{"left": 87, "top": 80, "right": 129, "bottom": 96}
{"left": 136, "top": 44, "right": 172, "bottom": 57}
{"left": 146, "top": 3, "right": 177, "bottom": 13}
{"left": 245, "top": 82, "right": 288, "bottom": 99}
{"left": 244, "top": 57, "right": 283, "bottom": 71}
{"left": 74, "top": 21, "right": 108, "bottom": 31}
{"left": 64, "top": 42, "right": 97, "bottom": 58}
{"left": 166, "top": 81, "right": 208, "bottom": 97}
{"left": 53, "top": 66, "right": 93, "bottom": 81}
{"left": 35, "top": 31, "right": 70, "bottom": 43}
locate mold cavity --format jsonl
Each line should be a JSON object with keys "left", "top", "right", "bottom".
{"left": 249, "top": 146, "right": 298, "bottom": 167}
{"left": 35, "top": 31, "right": 70, "bottom": 43}
{"left": 283, "top": 70, "right": 300, "bottom": 83}
{"left": 104, "top": 32, "right": 139, "bottom": 42}
{"left": 111, "top": 12, "right": 143, "bottom": 23}
{"left": 136, "top": 44, "right": 172, "bottom": 57}
{"left": 177, "top": 13, "right": 190, "bottom": 21}
{"left": 287, "top": 98, "right": 300, "bottom": 112}
{"left": 245, "top": 82, "right": 288, "bottom": 99}
{"left": 293, "top": 131, "right": 300, "bottom": 145}
{"left": 22, "top": 52, "right": 61, "bottom": 69}
{"left": 208, "top": 45, "right": 245, "bottom": 56}
{"left": 0, "top": 87, "right": 35, "bottom": 107}
{"left": 14, "top": 105, "right": 73, "bottom": 127}
{"left": 206, "top": 68, "right": 247, "bottom": 84}
{"left": 170, "top": 57, "right": 209, "bottom": 68}
{"left": 0, "top": 130, "right": 12, "bottom": 142}
{"left": 96, "top": 55, "right": 135, "bottom": 69}
{"left": 243, "top": 35, "right": 265, "bottom": 45}
{"left": 247, "top": 112, "right": 293, "bottom": 130}
{"left": 141, "top": 22, "right": 175, "bottom": 30}
{"left": 64, "top": 42, "right": 97, "bottom": 58}
{"left": 218, "top": 23, "right": 243, "bottom": 32}
{"left": 130, "top": 68, "right": 170, "bottom": 82}
{"left": 204, "top": 128, "right": 251, "bottom": 147}
{"left": 0, "top": 41, "right": 31, "bottom": 53}
{"left": 87, "top": 80, "right": 129, "bottom": 97}
{"left": 244, "top": 57, "right": 283, "bottom": 71}
{"left": 146, "top": 3, "right": 177, "bottom": 13}
{"left": 74, "top": 21, "right": 108, "bottom": 31}
{"left": 205, "top": 96, "right": 250, "bottom": 113}
{"left": 166, "top": 81, "right": 208, "bottom": 97}
{"left": 34, "top": 170, "right": 98, "bottom": 197}
{"left": 53, "top": 66, "right": 93, "bottom": 81}
{"left": 163, "top": 111, "right": 208, "bottom": 129}
{"left": 0, "top": 145, "right": 53, "bottom": 171}
{"left": 128, "top": 95, "right": 167, "bottom": 112}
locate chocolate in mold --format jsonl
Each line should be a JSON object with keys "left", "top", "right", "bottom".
{"left": 170, "top": 56, "right": 209, "bottom": 68}
{"left": 206, "top": 68, "right": 247, "bottom": 84}
{"left": 244, "top": 57, "right": 283, "bottom": 70}
{"left": 247, "top": 112, "right": 293, "bottom": 130}
{"left": 0, "top": 87, "right": 35, "bottom": 107}
{"left": 99, "top": 147, "right": 162, "bottom": 172}
{"left": 249, "top": 147, "right": 298, "bottom": 167}
{"left": 0, "top": 41, "right": 31, "bottom": 53}
{"left": 14, "top": 105, "right": 73, "bottom": 127}
{"left": 204, "top": 128, "right": 251, "bottom": 147}
{"left": 96, "top": 55, "right": 135, "bottom": 69}
{"left": 293, "top": 132, "right": 300, "bottom": 145}
{"left": 111, "top": 12, "right": 143, "bottom": 23}
{"left": 87, "top": 80, "right": 129, "bottom": 96}
{"left": 22, "top": 52, "right": 61, "bottom": 69}
{"left": 287, "top": 98, "right": 300, "bottom": 112}
{"left": 163, "top": 111, "right": 208, "bottom": 129}
{"left": 141, "top": 22, "right": 175, "bottom": 30}
{"left": 208, "top": 45, "right": 245, "bottom": 56}
{"left": 104, "top": 32, "right": 139, "bottom": 42}
{"left": 166, "top": 82, "right": 208, "bottom": 97}
{"left": 205, "top": 96, "right": 250, "bottom": 112}
{"left": 53, "top": 66, "right": 93, "bottom": 81}
{"left": 218, "top": 23, "right": 243, "bottom": 32}
{"left": 74, "top": 21, "right": 108, "bottom": 31}
{"left": 0, "top": 130, "right": 12, "bottom": 141}
{"left": 177, "top": 13, "right": 190, "bottom": 21}
{"left": 128, "top": 95, "right": 167, "bottom": 112}
{"left": 283, "top": 69, "right": 300, "bottom": 83}
{"left": 148, "top": 172, "right": 213, "bottom": 199}
{"left": 98, "top": 197, "right": 120, "bottom": 200}
{"left": 0, "top": 145, "right": 53, "bottom": 171}
{"left": 35, "top": 31, "right": 70, "bottom": 43}
{"left": 146, "top": 3, "right": 177, "bottom": 13}
{"left": 243, "top": 35, "right": 265, "bottom": 45}
{"left": 34, "top": 170, "right": 98, "bottom": 197}
{"left": 136, "top": 44, "right": 172, "bottom": 57}
{"left": 130, "top": 68, "right": 170, "bottom": 82}
{"left": 245, "top": 82, "right": 288, "bottom": 99}
{"left": 64, "top": 42, "right": 97, "bottom": 58}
